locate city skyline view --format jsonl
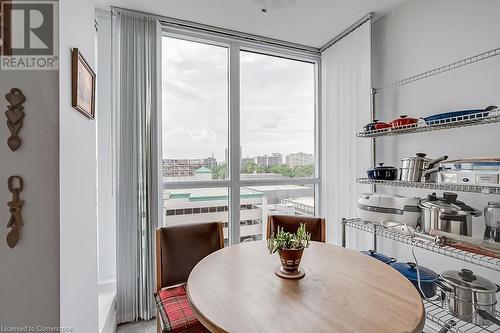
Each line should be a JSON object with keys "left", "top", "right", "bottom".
{"left": 162, "top": 37, "right": 315, "bottom": 162}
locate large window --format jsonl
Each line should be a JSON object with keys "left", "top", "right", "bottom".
{"left": 162, "top": 32, "right": 320, "bottom": 245}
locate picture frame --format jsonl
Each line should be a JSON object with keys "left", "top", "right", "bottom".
{"left": 71, "top": 48, "right": 96, "bottom": 119}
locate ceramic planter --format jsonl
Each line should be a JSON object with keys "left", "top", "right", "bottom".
{"left": 278, "top": 247, "right": 304, "bottom": 273}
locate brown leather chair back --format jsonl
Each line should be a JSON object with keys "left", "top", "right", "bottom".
{"left": 266, "top": 215, "right": 326, "bottom": 242}
{"left": 156, "top": 222, "right": 224, "bottom": 290}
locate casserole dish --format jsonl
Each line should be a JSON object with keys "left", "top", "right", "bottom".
{"left": 390, "top": 115, "right": 418, "bottom": 128}
{"left": 361, "top": 249, "right": 395, "bottom": 264}
{"left": 364, "top": 120, "right": 391, "bottom": 132}
{"left": 423, "top": 105, "right": 497, "bottom": 125}
{"left": 367, "top": 163, "right": 398, "bottom": 180}
{"left": 357, "top": 193, "right": 421, "bottom": 228}
{"left": 390, "top": 262, "right": 446, "bottom": 298}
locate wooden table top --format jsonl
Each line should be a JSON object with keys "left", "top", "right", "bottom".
{"left": 187, "top": 241, "right": 425, "bottom": 333}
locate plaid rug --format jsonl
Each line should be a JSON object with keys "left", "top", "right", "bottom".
{"left": 154, "top": 284, "right": 209, "bottom": 333}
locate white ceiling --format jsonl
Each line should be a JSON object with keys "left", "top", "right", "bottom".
{"left": 95, "top": 0, "right": 407, "bottom": 48}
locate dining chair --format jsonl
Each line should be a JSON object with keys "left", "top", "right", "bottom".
{"left": 266, "top": 215, "right": 326, "bottom": 242}
{"left": 154, "top": 222, "right": 224, "bottom": 333}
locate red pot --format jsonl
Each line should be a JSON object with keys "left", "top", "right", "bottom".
{"left": 278, "top": 248, "right": 304, "bottom": 273}
{"left": 375, "top": 122, "right": 391, "bottom": 130}
{"left": 390, "top": 115, "right": 418, "bottom": 128}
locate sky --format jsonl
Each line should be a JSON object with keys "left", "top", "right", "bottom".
{"left": 162, "top": 36, "right": 315, "bottom": 162}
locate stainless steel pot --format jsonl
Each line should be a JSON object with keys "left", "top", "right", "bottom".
{"left": 400, "top": 153, "right": 448, "bottom": 182}
{"left": 440, "top": 269, "right": 500, "bottom": 326}
{"left": 419, "top": 192, "right": 482, "bottom": 236}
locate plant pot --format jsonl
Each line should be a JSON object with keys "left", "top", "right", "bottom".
{"left": 278, "top": 247, "right": 304, "bottom": 274}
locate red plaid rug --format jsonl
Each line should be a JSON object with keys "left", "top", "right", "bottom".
{"left": 154, "top": 284, "right": 209, "bottom": 333}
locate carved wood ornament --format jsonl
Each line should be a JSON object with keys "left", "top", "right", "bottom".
{"left": 6, "top": 175, "right": 24, "bottom": 248}
{"left": 5, "top": 88, "right": 26, "bottom": 151}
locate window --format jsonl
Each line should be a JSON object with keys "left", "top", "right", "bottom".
{"left": 240, "top": 51, "right": 315, "bottom": 178}
{"left": 162, "top": 37, "right": 228, "bottom": 182}
{"left": 162, "top": 32, "right": 320, "bottom": 245}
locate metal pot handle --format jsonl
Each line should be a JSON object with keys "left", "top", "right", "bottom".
{"left": 428, "top": 155, "right": 449, "bottom": 168}
{"left": 437, "top": 320, "right": 456, "bottom": 333}
{"left": 477, "top": 309, "right": 500, "bottom": 326}
{"left": 436, "top": 277, "right": 453, "bottom": 293}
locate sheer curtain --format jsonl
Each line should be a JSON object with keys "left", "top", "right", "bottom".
{"left": 321, "top": 21, "right": 372, "bottom": 246}
{"left": 112, "top": 9, "right": 162, "bottom": 323}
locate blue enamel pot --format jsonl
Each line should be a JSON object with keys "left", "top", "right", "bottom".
{"left": 390, "top": 262, "right": 448, "bottom": 298}
{"left": 361, "top": 249, "right": 396, "bottom": 264}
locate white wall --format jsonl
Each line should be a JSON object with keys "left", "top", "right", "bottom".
{"left": 96, "top": 9, "right": 116, "bottom": 286}
{"left": 0, "top": 64, "right": 60, "bottom": 327}
{"left": 59, "top": 0, "right": 99, "bottom": 332}
{"left": 345, "top": 0, "right": 500, "bottom": 314}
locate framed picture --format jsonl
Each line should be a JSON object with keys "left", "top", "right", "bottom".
{"left": 71, "top": 48, "right": 96, "bottom": 119}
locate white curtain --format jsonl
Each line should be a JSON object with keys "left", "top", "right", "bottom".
{"left": 112, "top": 9, "right": 162, "bottom": 323}
{"left": 321, "top": 21, "right": 372, "bottom": 246}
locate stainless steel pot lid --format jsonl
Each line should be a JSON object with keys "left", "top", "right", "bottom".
{"left": 441, "top": 269, "right": 498, "bottom": 292}
{"left": 419, "top": 192, "right": 481, "bottom": 216}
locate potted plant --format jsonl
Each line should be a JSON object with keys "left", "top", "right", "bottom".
{"left": 267, "top": 223, "right": 311, "bottom": 275}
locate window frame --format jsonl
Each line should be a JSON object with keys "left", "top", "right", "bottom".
{"left": 161, "top": 27, "right": 322, "bottom": 245}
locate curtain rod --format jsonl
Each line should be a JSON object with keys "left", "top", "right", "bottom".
{"left": 319, "top": 12, "right": 373, "bottom": 52}
{"left": 110, "top": 6, "right": 321, "bottom": 56}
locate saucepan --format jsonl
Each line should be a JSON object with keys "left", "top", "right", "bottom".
{"left": 399, "top": 153, "right": 448, "bottom": 182}
{"left": 440, "top": 269, "right": 500, "bottom": 326}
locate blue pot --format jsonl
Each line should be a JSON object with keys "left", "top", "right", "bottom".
{"left": 361, "top": 250, "right": 396, "bottom": 264}
{"left": 390, "top": 262, "right": 442, "bottom": 298}
{"left": 423, "top": 105, "right": 497, "bottom": 125}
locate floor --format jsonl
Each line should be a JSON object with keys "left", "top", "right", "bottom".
{"left": 117, "top": 320, "right": 156, "bottom": 333}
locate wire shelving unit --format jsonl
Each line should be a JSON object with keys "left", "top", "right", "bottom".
{"left": 356, "top": 178, "right": 500, "bottom": 195}
{"left": 347, "top": 45, "right": 500, "bottom": 332}
{"left": 341, "top": 218, "right": 500, "bottom": 272}
{"left": 357, "top": 111, "right": 500, "bottom": 138}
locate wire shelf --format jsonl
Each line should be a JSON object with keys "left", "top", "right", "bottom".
{"left": 375, "top": 47, "right": 500, "bottom": 92}
{"left": 342, "top": 218, "right": 500, "bottom": 272}
{"left": 424, "top": 297, "right": 500, "bottom": 333}
{"left": 356, "top": 178, "right": 500, "bottom": 195}
{"left": 357, "top": 112, "right": 500, "bottom": 138}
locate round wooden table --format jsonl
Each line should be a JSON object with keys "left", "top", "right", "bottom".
{"left": 187, "top": 241, "right": 425, "bottom": 333}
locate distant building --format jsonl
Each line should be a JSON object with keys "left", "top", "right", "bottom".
{"left": 163, "top": 157, "right": 218, "bottom": 178}
{"left": 253, "top": 153, "right": 283, "bottom": 167}
{"left": 253, "top": 155, "right": 268, "bottom": 167}
{"left": 194, "top": 166, "right": 213, "bottom": 181}
{"left": 285, "top": 152, "right": 313, "bottom": 167}
{"left": 279, "top": 197, "right": 314, "bottom": 216}
{"left": 203, "top": 156, "right": 217, "bottom": 168}
{"left": 267, "top": 153, "right": 283, "bottom": 167}
{"left": 163, "top": 184, "right": 315, "bottom": 244}
{"left": 163, "top": 187, "right": 267, "bottom": 244}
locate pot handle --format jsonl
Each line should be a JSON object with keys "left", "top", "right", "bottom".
{"left": 437, "top": 320, "right": 456, "bottom": 333}
{"left": 428, "top": 155, "right": 449, "bottom": 168}
{"left": 477, "top": 309, "right": 500, "bottom": 326}
{"left": 496, "top": 283, "right": 500, "bottom": 293}
{"left": 435, "top": 278, "right": 452, "bottom": 293}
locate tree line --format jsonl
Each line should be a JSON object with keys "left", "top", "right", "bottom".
{"left": 211, "top": 161, "right": 314, "bottom": 179}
